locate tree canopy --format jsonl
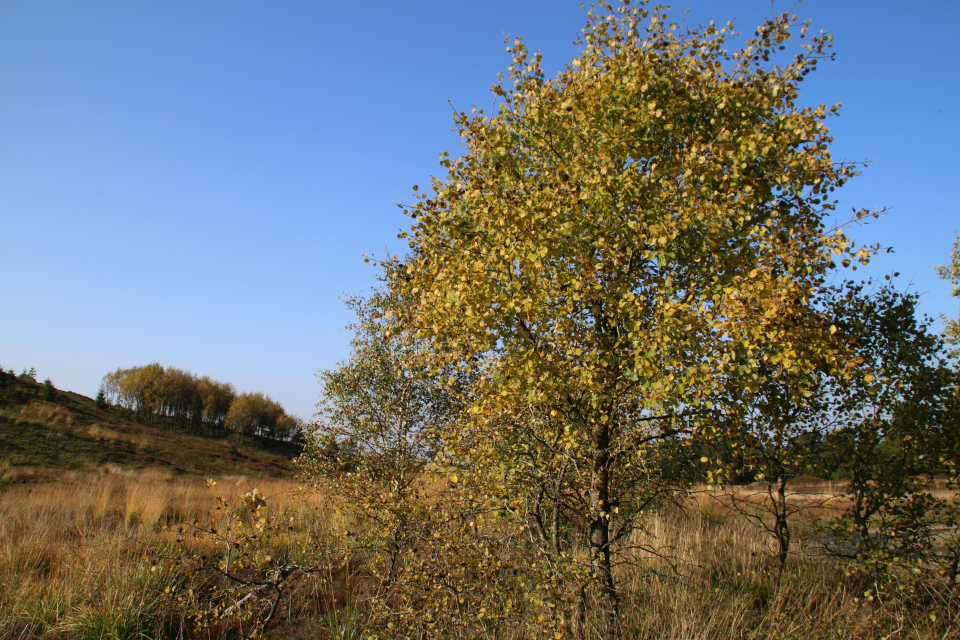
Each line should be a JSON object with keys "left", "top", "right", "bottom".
{"left": 385, "top": 2, "right": 878, "bottom": 636}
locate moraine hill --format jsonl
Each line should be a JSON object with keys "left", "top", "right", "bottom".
{"left": 0, "top": 374, "right": 303, "bottom": 479}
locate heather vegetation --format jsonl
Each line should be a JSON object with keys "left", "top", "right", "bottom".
{"left": 0, "top": 373, "right": 300, "bottom": 476}
{"left": 2, "top": 1, "right": 960, "bottom": 639}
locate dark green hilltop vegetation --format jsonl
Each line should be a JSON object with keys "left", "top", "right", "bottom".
{"left": 3, "top": 2, "right": 960, "bottom": 639}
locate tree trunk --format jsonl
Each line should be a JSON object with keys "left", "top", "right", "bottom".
{"left": 590, "top": 419, "right": 622, "bottom": 640}
{"left": 774, "top": 475, "right": 791, "bottom": 577}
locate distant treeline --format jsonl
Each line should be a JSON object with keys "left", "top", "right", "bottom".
{"left": 102, "top": 364, "right": 300, "bottom": 441}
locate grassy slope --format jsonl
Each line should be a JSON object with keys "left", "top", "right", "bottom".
{"left": 0, "top": 375, "right": 302, "bottom": 478}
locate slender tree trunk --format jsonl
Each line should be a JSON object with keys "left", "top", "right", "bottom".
{"left": 948, "top": 548, "right": 960, "bottom": 588}
{"left": 550, "top": 493, "right": 561, "bottom": 556}
{"left": 774, "top": 475, "right": 791, "bottom": 577}
{"left": 590, "top": 419, "right": 622, "bottom": 640}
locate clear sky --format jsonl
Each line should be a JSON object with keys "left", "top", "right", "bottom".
{"left": 2, "top": 0, "right": 958, "bottom": 420}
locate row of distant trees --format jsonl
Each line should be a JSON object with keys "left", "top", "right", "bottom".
{"left": 101, "top": 364, "right": 300, "bottom": 441}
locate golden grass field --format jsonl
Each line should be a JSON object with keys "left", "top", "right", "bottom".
{"left": 0, "top": 467, "right": 334, "bottom": 640}
{"left": 1, "top": 466, "right": 958, "bottom": 640}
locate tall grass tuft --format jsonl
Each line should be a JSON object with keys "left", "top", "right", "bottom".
{"left": 0, "top": 469, "right": 322, "bottom": 639}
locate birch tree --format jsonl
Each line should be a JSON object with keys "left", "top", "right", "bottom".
{"left": 388, "top": 2, "right": 874, "bottom": 636}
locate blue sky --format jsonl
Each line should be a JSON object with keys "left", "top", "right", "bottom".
{"left": 2, "top": 0, "right": 958, "bottom": 420}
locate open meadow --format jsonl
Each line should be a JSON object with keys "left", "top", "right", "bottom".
{"left": 2, "top": 468, "right": 957, "bottom": 640}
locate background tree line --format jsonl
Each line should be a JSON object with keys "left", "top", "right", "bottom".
{"left": 102, "top": 364, "right": 300, "bottom": 441}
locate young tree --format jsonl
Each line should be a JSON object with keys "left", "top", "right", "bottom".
{"left": 41, "top": 378, "right": 56, "bottom": 402}
{"left": 300, "top": 288, "right": 462, "bottom": 584}
{"left": 719, "top": 335, "right": 833, "bottom": 577}
{"left": 821, "top": 282, "right": 960, "bottom": 580}
{"left": 388, "top": 3, "right": 873, "bottom": 636}
{"left": 95, "top": 385, "right": 109, "bottom": 410}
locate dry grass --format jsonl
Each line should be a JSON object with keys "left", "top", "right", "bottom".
{"left": 600, "top": 483, "right": 960, "bottom": 640}
{"left": 1, "top": 471, "right": 956, "bottom": 639}
{"left": 12, "top": 403, "right": 75, "bottom": 426}
{"left": 0, "top": 468, "right": 328, "bottom": 640}
{"left": 1, "top": 471, "right": 177, "bottom": 639}
{"left": 614, "top": 504, "right": 954, "bottom": 639}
